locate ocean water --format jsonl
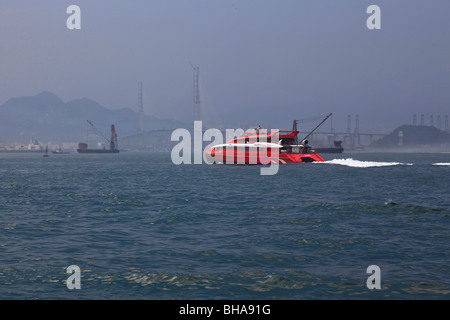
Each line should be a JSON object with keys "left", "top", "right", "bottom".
{"left": 0, "top": 151, "right": 449, "bottom": 300}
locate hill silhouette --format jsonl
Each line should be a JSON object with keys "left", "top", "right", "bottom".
{"left": 371, "top": 124, "right": 450, "bottom": 149}
{"left": 0, "top": 91, "right": 186, "bottom": 143}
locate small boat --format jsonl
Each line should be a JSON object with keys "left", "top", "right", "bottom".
{"left": 52, "top": 147, "right": 70, "bottom": 154}
{"left": 43, "top": 146, "right": 49, "bottom": 157}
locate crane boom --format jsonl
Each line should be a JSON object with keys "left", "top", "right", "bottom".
{"left": 87, "top": 120, "right": 111, "bottom": 142}
{"left": 301, "top": 113, "right": 333, "bottom": 142}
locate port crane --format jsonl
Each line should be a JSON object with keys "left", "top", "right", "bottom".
{"left": 86, "top": 120, "right": 118, "bottom": 151}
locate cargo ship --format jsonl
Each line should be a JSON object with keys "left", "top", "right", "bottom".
{"left": 0, "top": 138, "right": 45, "bottom": 153}
{"left": 77, "top": 121, "right": 120, "bottom": 154}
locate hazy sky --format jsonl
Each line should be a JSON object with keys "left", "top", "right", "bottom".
{"left": 0, "top": 0, "right": 449, "bottom": 132}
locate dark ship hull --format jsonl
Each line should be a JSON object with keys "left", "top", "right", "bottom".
{"left": 77, "top": 148, "right": 119, "bottom": 154}
{"left": 314, "top": 147, "right": 343, "bottom": 153}
{"left": 314, "top": 140, "right": 344, "bottom": 153}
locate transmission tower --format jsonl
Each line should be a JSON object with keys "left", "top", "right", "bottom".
{"left": 193, "top": 66, "right": 201, "bottom": 122}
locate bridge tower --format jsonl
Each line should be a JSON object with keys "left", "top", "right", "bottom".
{"left": 354, "top": 114, "right": 360, "bottom": 146}
{"left": 138, "top": 81, "right": 144, "bottom": 133}
{"left": 346, "top": 115, "right": 352, "bottom": 146}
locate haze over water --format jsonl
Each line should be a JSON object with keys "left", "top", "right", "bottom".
{"left": 1, "top": 1, "right": 449, "bottom": 131}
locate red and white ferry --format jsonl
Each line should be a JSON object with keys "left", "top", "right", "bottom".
{"left": 205, "top": 120, "right": 328, "bottom": 165}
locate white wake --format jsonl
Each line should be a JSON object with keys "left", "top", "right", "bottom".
{"left": 322, "top": 158, "right": 413, "bottom": 168}
{"left": 433, "top": 163, "right": 450, "bottom": 166}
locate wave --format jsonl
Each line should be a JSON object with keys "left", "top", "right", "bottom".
{"left": 433, "top": 163, "right": 450, "bottom": 166}
{"left": 322, "top": 158, "right": 413, "bottom": 168}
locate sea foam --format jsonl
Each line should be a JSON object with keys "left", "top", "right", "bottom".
{"left": 322, "top": 158, "right": 413, "bottom": 168}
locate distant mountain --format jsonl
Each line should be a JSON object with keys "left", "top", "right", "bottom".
{"left": 0, "top": 91, "right": 186, "bottom": 143}
{"left": 370, "top": 124, "right": 450, "bottom": 149}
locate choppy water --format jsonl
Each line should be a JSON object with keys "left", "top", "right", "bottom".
{"left": 0, "top": 151, "right": 449, "bottom": 299}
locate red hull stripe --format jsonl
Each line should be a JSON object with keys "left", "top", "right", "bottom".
{"left": 205, "top": 150, "right": 325, "bottom": 164}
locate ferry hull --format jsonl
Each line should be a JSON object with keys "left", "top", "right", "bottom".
{"left": 205, "top": 149, "right": 324, "bottom": 164}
